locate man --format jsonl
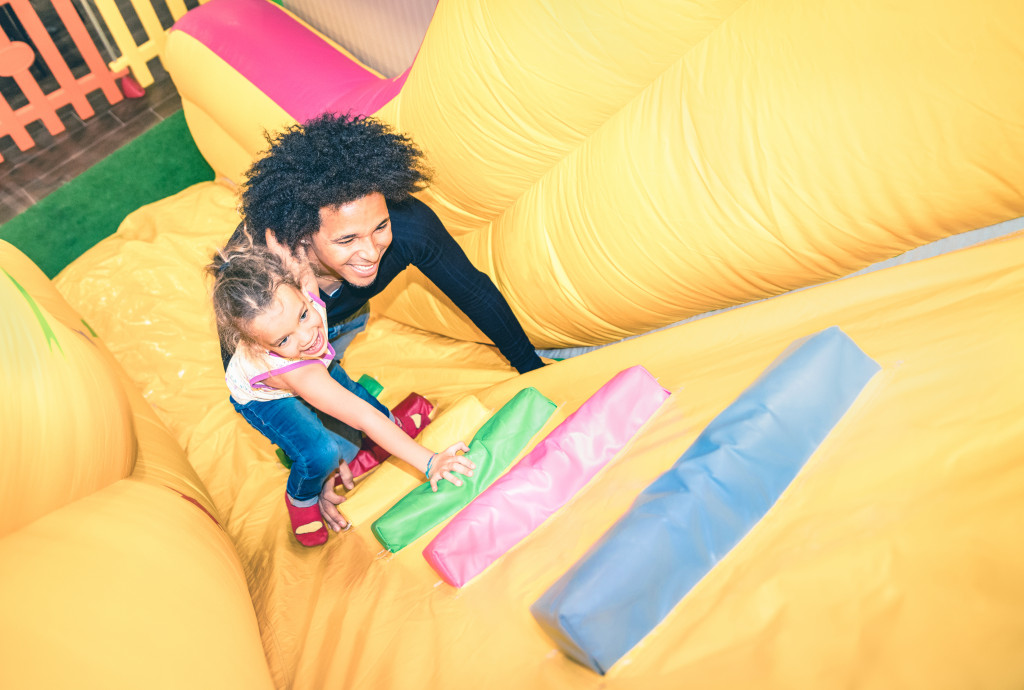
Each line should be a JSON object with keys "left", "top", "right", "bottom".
{"left": 233, "top": 112, "right": 544, "bottom": 375}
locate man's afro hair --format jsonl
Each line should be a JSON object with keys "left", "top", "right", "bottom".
{"left": 241, "top": 113, "right": 432, "bottom": 251}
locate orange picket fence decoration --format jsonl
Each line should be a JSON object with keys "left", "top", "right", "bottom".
{"left": 0, "top": 0, "right": 125, "bottom": 163}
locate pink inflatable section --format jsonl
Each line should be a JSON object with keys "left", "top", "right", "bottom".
{"left": 171, "top": 0, "right": 409, "bottom": 122}
{"left": 423, "top": 366, "right": 670, "bottom": 587}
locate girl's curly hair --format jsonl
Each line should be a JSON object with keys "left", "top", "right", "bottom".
{"left": 241, "top": 113, "right": 432, "bottom": 253}
{"left": 205, "top": 226, "right": 301, "bottom": 357}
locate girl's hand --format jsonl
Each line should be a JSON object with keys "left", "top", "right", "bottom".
{"left": 428, "top": 442, "right": 474, "bottom": 492}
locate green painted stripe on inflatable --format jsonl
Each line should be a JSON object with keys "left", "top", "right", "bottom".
{"left": 3, "top": 268, "right": 63, "bottom": 356}
{"left": 371, "top": 387, "right": 557, "bottom": 553}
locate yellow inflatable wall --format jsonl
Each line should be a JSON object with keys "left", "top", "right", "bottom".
{"left": 3, "top": 0, "right": 1023, "bottom": 688}
{"left": 371, "top": 0, "right": 1024, "bottom": 348}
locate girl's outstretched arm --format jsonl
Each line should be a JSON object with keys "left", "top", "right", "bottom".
{"left": 273, "top": 364, "right": 475, "bottom": 490}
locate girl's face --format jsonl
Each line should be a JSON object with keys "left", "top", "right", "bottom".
{"left": 248, "top": 284, "right": 329, "bottom": 360}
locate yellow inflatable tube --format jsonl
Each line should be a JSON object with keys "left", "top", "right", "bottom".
{"left": 0, "top": 241, "right": 273, "bottom": 689}
{"left": 374, "top": 0, "right": 1024, "bottom": 348}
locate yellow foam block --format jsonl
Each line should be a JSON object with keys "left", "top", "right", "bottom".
{"left": 338, "top": 393, "right": 492, "bottom": 527}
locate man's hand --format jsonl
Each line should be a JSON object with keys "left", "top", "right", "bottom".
{"left": 318, "top": 463, "right": 355, "bottom": 532}
{"left": 265, "top": 228, "right": 318, "bottom": 294}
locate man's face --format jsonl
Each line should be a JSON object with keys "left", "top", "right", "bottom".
{"left": 308, "top": 192, "right": 392, "bottom": 288}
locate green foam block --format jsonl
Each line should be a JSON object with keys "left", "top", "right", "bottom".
{"left": 357, "top": 374, "right": 383, "bottom": 398}
{"left": 371, "top": 387, "right": 556, "bottom": 552}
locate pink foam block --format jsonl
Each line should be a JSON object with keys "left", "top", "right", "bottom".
{"left": 423, "top": 365, "right": 670, "bottom": 587}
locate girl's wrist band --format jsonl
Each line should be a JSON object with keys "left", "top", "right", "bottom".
{"left": 425, "top": 452, "right": 437, "bottom": 478}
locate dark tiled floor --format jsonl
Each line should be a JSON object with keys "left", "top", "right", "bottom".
{"left": 0, "top": 64, "right": 182, "bottom": 225}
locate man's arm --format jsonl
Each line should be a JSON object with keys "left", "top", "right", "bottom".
{"left": 396, "top": 202, "right": 545, "bottom": 374}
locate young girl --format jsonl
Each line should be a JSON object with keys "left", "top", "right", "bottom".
{"left": 208, "top": 234, "right": 474, "bottom": 547}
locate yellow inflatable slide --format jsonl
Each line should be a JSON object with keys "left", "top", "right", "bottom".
{"left": 2, "top": 0, "right": 1023, "bottom": 688}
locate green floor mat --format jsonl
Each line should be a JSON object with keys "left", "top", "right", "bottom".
{"left": 0, "top": 110, "right": 214, "bottom": 278}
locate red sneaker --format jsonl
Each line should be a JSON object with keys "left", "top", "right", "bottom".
{"left": 284, "top": 494, "right": 328, "bottom": 547}
{"left": 352, "top": 393, "right": 435, "bottom": 477}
